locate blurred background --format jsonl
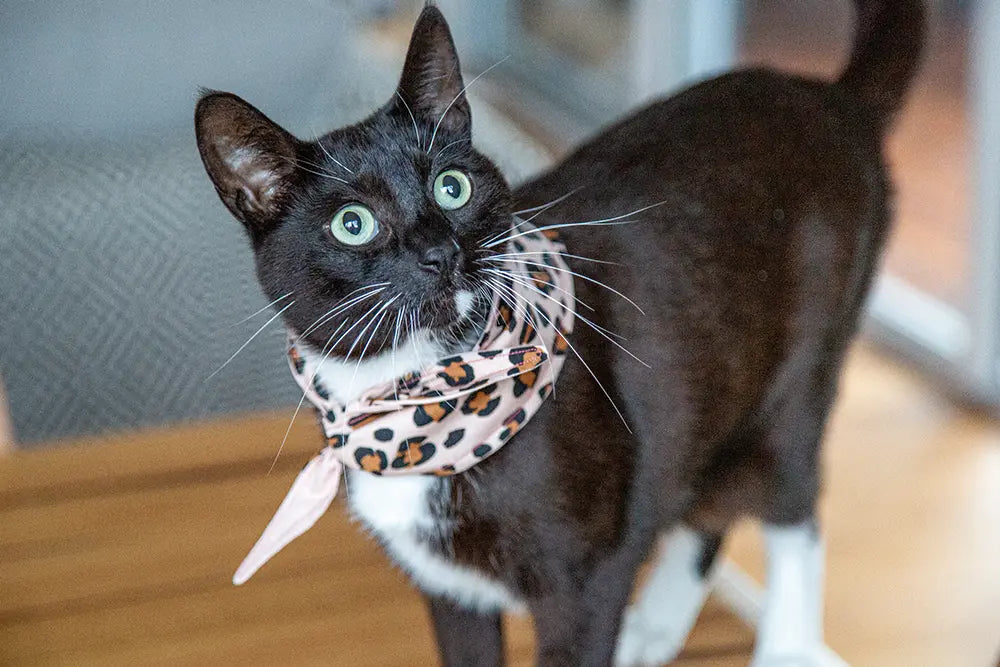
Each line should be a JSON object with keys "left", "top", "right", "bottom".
{"left": 1, "top": 0, "right": 997, "bottom": 445}
{"left": 0, "top": 0, "right": 1000, "bottom": 446}
{"left": 1, "top": 1, "right": 998, "bottom": 666}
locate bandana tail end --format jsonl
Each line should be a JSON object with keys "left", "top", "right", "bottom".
{"left": 232, "top": 451, "right": 342, "bottom": 585}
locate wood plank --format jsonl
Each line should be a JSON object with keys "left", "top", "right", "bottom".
{"left": 0, "top": 409, "right": 321, "bottom": 503}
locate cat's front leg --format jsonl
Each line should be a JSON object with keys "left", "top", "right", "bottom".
{"left": 531, "top": 549, "right": 646, "bottom": 667}
{"left": 426, "top": 595, "right": 505, "bottom": 667}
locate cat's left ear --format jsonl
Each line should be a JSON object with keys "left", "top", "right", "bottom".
{"left": 394, "top": 5, "right": 471, "bottom": 138}
{"left": 195, "top": 91, "right": 301, "bottom": 234}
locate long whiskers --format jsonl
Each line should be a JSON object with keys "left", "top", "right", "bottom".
{"left": 206, "top": 300, "right": 296, "bottom": 381}
{"left": 485, "top": 200, "right": 669, "bottom": 248}
{"left": 281, "top": 156, "right": 349, "bottom": 185}
{"left": 346, "top": 295, "right": 400, "bottom": 395}
{"left": 426, "top": 55, "right": 510, "bottom": 154}
{"left": 482, "top": 275, "right": 632, "bottom": 432}
{"left": 482, "top": 256, "right": 645, "bottom": 315}
{"left": 395, "top": 90, "right": 422, "bottom": 150}
{"left": 314, "top": 135, "right": 355, "bottom": 175}
{"left": 482, "top": 187, "right": 582, "bottom": 247}
{"left": 218, "top": 292, "right": 293, "bottom": 331}
{"left": 296, "top": 284, "right": 389, "bottom": 342}
{"left": 268, "top": 297, "right": 389, "bottom": 474}
{"left": 481, "top": 267, "right": 647, "bottom": 367}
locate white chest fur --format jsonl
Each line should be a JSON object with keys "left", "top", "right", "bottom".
{"left": 307, "top": 322, "right": 524, "bottom": 613}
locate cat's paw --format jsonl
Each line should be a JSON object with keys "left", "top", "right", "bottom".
{"left": 614, "top": 608, "right": 685, "bottom": 667}
{"left": 751, "top": 646, "right": 849, "bottom": 667}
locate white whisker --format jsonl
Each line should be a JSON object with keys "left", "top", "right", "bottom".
{"left": 296, "top": 286, "right": 388, "bottom": 342}
{"left": 426, "top": 55, "right": 510, "bottom": 154}
{"left": 434, "top": 138, "right": 471, "bottom": 160}
{"left": 206, "top": 300, "right": 295, "bottom": 381}
{"left": 481, "top": 276, "right": 558, "bottom": 394}
{"left": 395, "top": 90, "right": 423, "bottom": 150}
{"left": 483, "top": 257, "right": 645, "bottom": 315}
{"left": 283, "top": 156, "right": 349, "bottom": 184}
{"left": 268, "top": 297, "right": 389, "bottom": 473}
{"left": 485, "top": 249, "right": 622, "bottom": 267}
{"left": 486, "top": 200, "right": 669, "bottom": 248}
{"left": 220, "top": 292, "right": 293, "bottom": 330}
{"left": 486, "top": 277, "right": 631, "bottom": 431}
{"left": 479, "top": 263, "right": 595, "bottom": 312}
{"left": 482, "top": 268, "right": 648, "bottom": 367}
{"left": 316, "top": 136, "right": 355, "bottom": 174}
{"left": 347, "top": 295, "right": 400, "bottom": 395}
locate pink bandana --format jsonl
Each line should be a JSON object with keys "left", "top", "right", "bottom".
{"left": 234, "top": 225, "right": 575, "bottom": 584}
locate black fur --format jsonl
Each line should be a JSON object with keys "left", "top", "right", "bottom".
{"left": 195, "top": 2, "right": 925, "bottom": 665}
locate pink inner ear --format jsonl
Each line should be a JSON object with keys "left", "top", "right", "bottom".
{"left": 220, "top": 143, "right": 288, "bottom": 215}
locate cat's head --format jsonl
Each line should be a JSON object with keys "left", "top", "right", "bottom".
{"left": 195, "top": 6, "right": 510, "bottom": 358}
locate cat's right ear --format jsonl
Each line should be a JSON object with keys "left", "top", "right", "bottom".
{"left": 195, "top": 91, "right": 300, "bottom": 233}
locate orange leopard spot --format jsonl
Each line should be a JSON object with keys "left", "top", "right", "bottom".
{"left": 520, "top": 350, "right": 543, "bottom": 368}
{"left": 443, "top": 362, "right": 468, "bottom": 381}
{"left": 360, "top": 453, "right": 383, "bottom": 473}
{"left": 554, "top": 330, "right": 569, "bottom": 353}
{"left": 467, "top": 391, "right": 490, "bottom": 413}
{"left": 425, "top": 402, "right": 447, "bottom": 421}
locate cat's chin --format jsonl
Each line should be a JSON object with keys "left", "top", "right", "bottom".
{"left": 420, "top": 288, "right": 488, "bottom": 352}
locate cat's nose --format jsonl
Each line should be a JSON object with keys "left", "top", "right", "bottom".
{"left": 418, "top": 244, "right": 459, "bottom": 275}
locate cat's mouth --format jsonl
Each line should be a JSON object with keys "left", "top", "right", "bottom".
{"left": 419, "top": 288, "right": 477, "bottom": 327}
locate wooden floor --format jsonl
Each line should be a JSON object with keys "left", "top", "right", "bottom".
{"left": 2, "top": 343, "right": 998, "bottom": 666}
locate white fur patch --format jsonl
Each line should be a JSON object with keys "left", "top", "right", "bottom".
{"left": 752, "top": 522, "right": 826, "bottom": 666}
{"left": 308, "top": 329, "right": 523, "bottom": 612}
{"left": 455, "top": 289, "right": 475, "bottom": 318}
{"left": 616, "top": 526, "right": 715, "bottom": 666}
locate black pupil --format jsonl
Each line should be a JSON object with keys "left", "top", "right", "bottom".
{"left": 442, "top": 175, "right": 461, "bottom": 198}
{"left": 342, "top": 211, "right": 362, "bottom": 235}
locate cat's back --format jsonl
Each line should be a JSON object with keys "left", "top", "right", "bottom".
{"left": 521, "top": 67, "right": 886, "bottom": 218}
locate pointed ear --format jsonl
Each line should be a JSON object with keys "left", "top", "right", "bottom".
{"left": 195, "top": 91, "right": 301, "bottom": 233}
{"left": 395, "top": 5, "right": 470, "bottom": 138}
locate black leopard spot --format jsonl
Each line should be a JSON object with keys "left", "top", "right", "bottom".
{"left": 509, "top": 347, "right": 545, "bottom": 370}
{"left": 355, "top": 448, "right": 388, "bottom": 474}
{"left": 444, "top": 429, "right": 465, "bottom": 448}
{"left": 312, "top": 376, "right": 330, "bottom": 400}
{"left": 496, "top": 302, "right": 516, "bottom": 332}
{"left": 328, "top": 433, "right": 349, "bottom": 449}
{"left": 473, "top": 444, "right": 492, "bottom": 457}
{"left": 519, "top": 320, "right": 537, "bottom": 344}
{"left": 478, "top": 349, "right": 503, "bottom": 359}
{"left": 374, "top": 428, "right": 394, "bottom": 442}
{"left": 461, "top": 385, "right": 500, "bottom": 416}
{"left": 530, "top": 269, "right": 555, "bottom": 294}
{"left": 438, "top": 360, "right": 475, "bottom": 386}
{"left": 513, "top": 369, "right": 538, "bottom": 397}
{"left": 391, "top": 437, "right": 436, "bottom": 469}
{"left": 414, "top": 399, "right": 456, "bottom": 426}
{"left": 538, "top": 382, "right": 554, "bottom": 399}
{"left": 396, "top": 371, "right": 422, "bottom": 392}
{"left": 499, "top": 408, "right": 528, "bottom": 441}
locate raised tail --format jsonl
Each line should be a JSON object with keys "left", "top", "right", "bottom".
{"left": 838, "top": 0, "right": 926, "bottom": 132}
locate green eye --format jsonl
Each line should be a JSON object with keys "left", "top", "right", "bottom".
{"left": 433, "top": 169, "right": 473, "bottom": 210}
{"left": 329, "top": 204, "right": 378, "bottom": 246}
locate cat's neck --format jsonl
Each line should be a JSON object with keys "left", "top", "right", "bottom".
{"left": 303, "top": 289, "right": 485, "bottom": 405}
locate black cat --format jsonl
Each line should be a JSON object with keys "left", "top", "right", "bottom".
{"left": 195, "top": 2, "right": 924, "bottom": 665}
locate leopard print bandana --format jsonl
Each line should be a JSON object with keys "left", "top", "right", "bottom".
{"left": 234, "top": 224, "right": 575, "bottom": 584}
